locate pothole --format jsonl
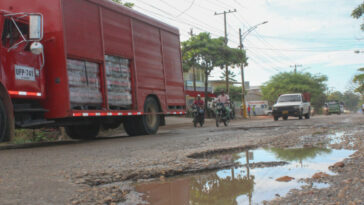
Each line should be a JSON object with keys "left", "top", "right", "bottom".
{"left": 135, "top": 147, "right": 355, "bottom": 205}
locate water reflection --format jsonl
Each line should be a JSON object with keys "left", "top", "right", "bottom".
{"left": 136, "top": 148, "right": 354, "bottom": 205}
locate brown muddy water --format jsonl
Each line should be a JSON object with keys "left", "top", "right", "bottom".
{"left": 135, "top": 146, "right": 354, "bottom": 205}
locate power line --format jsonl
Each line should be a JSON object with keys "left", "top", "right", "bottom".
{"left": 176, "top": 0, "right": 196, "bottom": 17}
{"left": 157, "top": 0, "right": 225, "bottom": 34}
{"left": 134, "top": 4, "right": 223, "bottom": 37}
{"left": 245, "top": 46, "right": 361, "bottom": 53}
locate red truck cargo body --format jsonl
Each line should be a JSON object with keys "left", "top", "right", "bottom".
{"left": 0, "top": 0, "right": 185, "bottom": 120}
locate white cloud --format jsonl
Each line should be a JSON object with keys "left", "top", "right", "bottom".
{"left": 129, "top": 0, "right": 364, "bottom": 91}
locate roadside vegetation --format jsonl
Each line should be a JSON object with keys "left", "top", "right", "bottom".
{"left": 111, "top": 0, "right": 134, "bottom": 8}
{"left": 182, "top": 32, "right": 246, "bottom": 110}
{"left": 261, "top": 72, "right": 327, "bottom": 111}
{"left": 351, "top": 3, "right": 364, "bottom": 97}
{"left": 12, "top": 128, "right": 62, "bottom": 144}
{"left": 327, "top": 90, "right": 361, "bottom": 112}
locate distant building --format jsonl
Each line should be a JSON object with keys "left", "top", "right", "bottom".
{"left": 183, "top": 69, "right": 214, "bottom": 107}
{"left": 183, "top": 69, "right": 212, "bottom": 92}
{"left": 246, "top": 85, "right": 263, "bottom": 101}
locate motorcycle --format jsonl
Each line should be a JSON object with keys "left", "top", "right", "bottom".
{"left": 192, "top": 104, "right": 205, "bottom": 127}
{"left": 215, "top": 102, "right": 229, "bottom": 127}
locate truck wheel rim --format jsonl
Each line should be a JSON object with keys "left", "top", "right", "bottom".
{"left": 146, "top": 104, "right": 157, "bottom": 128}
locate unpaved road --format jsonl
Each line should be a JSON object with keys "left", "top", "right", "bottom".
{"left": 0, "top": 114, "right": 363, "bottom": 205}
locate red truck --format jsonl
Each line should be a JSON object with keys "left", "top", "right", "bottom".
{"left": 0, "top": 0, "right": 186, "bottom": 142}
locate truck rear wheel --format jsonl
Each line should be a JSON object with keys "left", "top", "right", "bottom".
{"left": 65, "top": 124, "right": 100, "bottom": 140}
{"left": 273, "top": 116, "right": 279, "bottom": 121}
{"left": 0, "top": 99, "right": 11, "bottom": 142}
{"left": 124, "top": 97, "right": 160, "bottom": 136}
{"left": 142, "top": 97, "right": 160, "bottom": 134}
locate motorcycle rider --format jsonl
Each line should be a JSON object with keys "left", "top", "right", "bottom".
{"left": 193, "top": 94, "right": 204, "bottom": 108}
{"left": 192, "top": 94, "right": 205, "bottom": 124}
{"left": 216, "top": 90, "right": 230, "bottom": 119}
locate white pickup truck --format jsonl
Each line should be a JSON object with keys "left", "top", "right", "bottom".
{"left": 272, "top": 93, "right": 311, "bottom": 121}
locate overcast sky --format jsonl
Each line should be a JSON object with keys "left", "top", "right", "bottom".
{"left": 126, "top": 0, "right": 364, "bottom": 92}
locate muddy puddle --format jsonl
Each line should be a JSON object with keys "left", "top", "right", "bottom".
{"left": 135, "top": 146, "right": 354, "bottom": 205}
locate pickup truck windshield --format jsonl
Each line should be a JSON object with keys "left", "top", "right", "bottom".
{"left": 278, "top": 95, "right": 301, "bottom": 102}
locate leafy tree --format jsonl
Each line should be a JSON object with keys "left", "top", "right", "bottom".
{"left": 353, "top": 67, "right": 364, "bottom": 94}
{"left": 352, "top": 3, "right": 364, "bottom": 31}
{"left": 220, "top": 70, "right": 237, "bottom": 83}
{"left": 342, "top": 91, "right": 361, "bottom": 111}
{"left": 111, "top": 0, "right": 134, "bottom": 8}
{"left": 327, "top": 90, "right": 360, "bottom": 111}
{"left": 182, "top": 32, "right": 246, "bottom": 110}
{"left": 214, "top": 85, "right": 243, "bottom": 102}
{"left": 261, "top": 72, "right": 328, "bottom": 110}
{"left": 327, "top": 91, "right": 344, "bottom": 101}
{"left": 220, "top": 48, "right": 247, "bottom": 93}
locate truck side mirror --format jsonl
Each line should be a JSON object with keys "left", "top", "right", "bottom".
{"left": 29, "top": 14, "right": 43, "bottom": 40}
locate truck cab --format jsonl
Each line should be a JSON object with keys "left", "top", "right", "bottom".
{"left": 0, "top": 11, "right": 46, "bottom": 141}
{"left": 272, "top": 93, "right": 311, "bottom": 121}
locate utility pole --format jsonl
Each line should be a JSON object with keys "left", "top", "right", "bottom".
{"left": 238, "top": 21, "right": 268, "bottom": 119}
{"left": 215, "top": 9, "right": 237, "bottom": 94}
{"left": 290, "top": 64, "right": 302, "bottom": 74}
{"left": 239, "top": 28, "right": 248, "bottom": 119}
{"left": 188, "top": 28, "right": 196, "bottom": 92}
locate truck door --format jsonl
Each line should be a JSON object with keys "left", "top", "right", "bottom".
{"left": 1, "top": 18, "right": 43, "bottom": 97}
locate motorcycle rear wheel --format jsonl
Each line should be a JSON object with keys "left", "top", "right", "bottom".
{"left": 216, "top": 115, "right": 220, "bottom": 127}
{"left": 223, "top": 119, "right": 229, "bottom": 127}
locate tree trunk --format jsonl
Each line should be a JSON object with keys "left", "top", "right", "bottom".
{"left": 225, "top": 65, "right": 229, "bottom": 94}
{"left": 204, "top": 69, "right": 209, "bottom": 115}
{"left": 192, "top": 66, "right": 196, "bottom": 91}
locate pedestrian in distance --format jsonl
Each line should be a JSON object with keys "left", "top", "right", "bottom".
{"left": 247, "top": 105, "right": 251, "bottom": 119}
{"left": 252, "top": 105, "right": 256, "bottom": 116}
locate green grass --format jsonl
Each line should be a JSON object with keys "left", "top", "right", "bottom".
{"left": 12, "top": 128, "right": 61, "bottom": 144}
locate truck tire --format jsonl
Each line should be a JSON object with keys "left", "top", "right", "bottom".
{"left": 283, "top": 116, "right": 288, "bottom": 120}
{"left": 305, "top": 112, "right": 310, "bottom": 119}
{"left": 298, "top": 109, "right": 303, "bottom": 120}
{"left": 273, "top": 116, "right": 279, "bottom": 121}
{"left": 124, "top": 97, "right": 160, "bottom": 136}
{"left": 0, "top": 99, "right": 11, "bottom": 142}
{"left": 142, "top": 97, "right": 160, "bottom": 134}
{"left": 123, "top": 116, "right": 142, "bottom": 136}
{"left": 65, "top": 124, "right": 100, "bottom": 140}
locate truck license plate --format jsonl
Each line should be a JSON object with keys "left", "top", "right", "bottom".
{"left": 282, "top": 110, "right": 288, "bottom": 114}
{"left": 15, "top": 65, "right": 36, "bottom": 81}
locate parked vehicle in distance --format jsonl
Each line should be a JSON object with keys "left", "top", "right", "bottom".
{"left": 264, "top": 107, "right": 273, "bottom": 116}
{"left": 340, "top": 103, "right": 344, "bottom": 113}
{"left": 324, "top": 101, "right": 341, "bottom": 115}
{"left": 272, "top": 93, "right": 311, "bottom": 121}
{"left": 247, "top": 101, "right": 270, "bottom": 116}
